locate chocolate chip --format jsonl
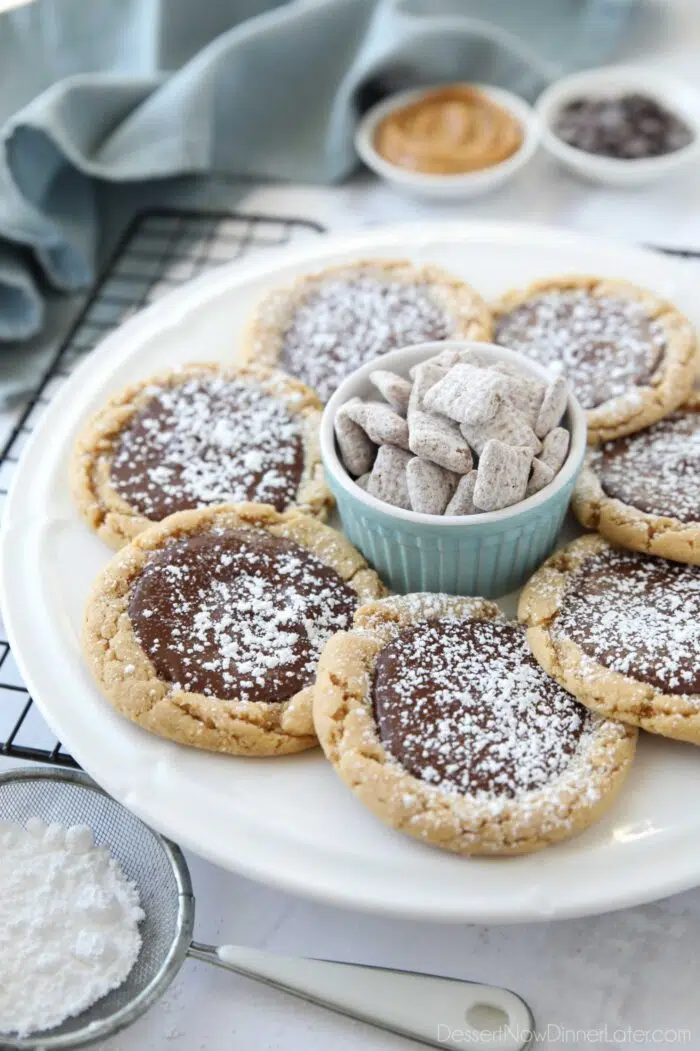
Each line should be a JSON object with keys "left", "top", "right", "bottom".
{"left": 553, "top": 93, "right": 693, "bottom": 160}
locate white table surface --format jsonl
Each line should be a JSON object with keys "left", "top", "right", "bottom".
{"left": 4, "top": 3, "right": 700, "bottom": 1048}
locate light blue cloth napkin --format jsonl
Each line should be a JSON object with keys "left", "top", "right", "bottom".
{"left": 0, "top": 0, "right": 638, "bottom": 352}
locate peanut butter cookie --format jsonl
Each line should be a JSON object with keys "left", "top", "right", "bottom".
{"left": 239, "top": 259, "right": 492, "bottom": 402}
{"left": 573, "top": 392, "right": 700, "bottom": 564}
{"left": 73, "top": 363, "right": 331, "bottom": 548}
{"left": 519, "top": 535, "right": 700, "bottom": 745}
{"left": 83, "top": 504, "right": 386, "bottom": 757}
{"left": 494, "top": 276, "right": 697, "bottom": 443}
{"left": 314, "top": 593, "right": 636, "bottom": 855}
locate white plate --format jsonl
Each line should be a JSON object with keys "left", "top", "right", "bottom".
{"left": 3, "top": 221, "right": 700, "bottom": 924}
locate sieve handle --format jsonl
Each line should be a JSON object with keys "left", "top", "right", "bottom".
{"left": 188, "top": 942, "right": 533, "bottom": 1049}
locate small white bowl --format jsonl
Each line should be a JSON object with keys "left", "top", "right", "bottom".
{"left": 536, "top": 65, "right": 700, "bottom": 187}
{"left": 354, "top": 84, "right": 540, "bottom": 201}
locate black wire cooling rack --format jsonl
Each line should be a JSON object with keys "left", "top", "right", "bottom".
{"left": 0, "top": 208, "right": 324, "bottom": 768}
{"left": 0, "top": 223, "right": 696, "bottom": 768}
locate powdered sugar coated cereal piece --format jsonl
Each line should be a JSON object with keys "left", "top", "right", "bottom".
{"left": 489, "top": 364, "right": 545, "bottom": 425}
{"left": 525, "top": 458, "right": 555, "bottom": 497}
{"left": 445, "top": 470, "right": 478, "bottom": 515}
{"left": 489, "top": 361, "right": 530, "bottom": 379}
{"left": 367, "top": 445, "right": 413, "bottom": 509}
{"left": 431, "top": 348, "right": 463, "bottom": 368}
{"left": 423, "top": 363, "right": 496, "bottom": 423}
{"left": 406, "top": 457, "right": 458, "bottom": 514}
{"left": 344, "top": 400, "right": 410, "bottom": 450}
{"left": 409, "top": 359, "right": 446, "bottom": 382}
{"left": 426, "top": 364, "right": 526, "bottom": 427}
{"left": 408, "top": 361, "right": 448, "bottom": 415}
{"left": 535, "top": 374, "right": 570, "bottom": 438}
{"left": 458, "top": 371, "right": 528, "bottom": 427}
{"left": 355, "top": 472, "right": 371, "bottom": 490}
{"left": 539, "top": 427, "right": 570, "bottom": 474}
{"left": 435, "top": 347, "right": 492, "bottom": 368}
{"left": 408, "top": 410, "right": 473, "bottom": 474}
{"left": 334, "top": 398, "right": 376, "bottom": 476}
{"left": 460, "top": 403, "right": 542, "bottom": 457}
{"left": 369, "top": 370, "right": 412, "bottom": 415}
{"left": 474, "top": 440, "right": 532, "bottom": 511}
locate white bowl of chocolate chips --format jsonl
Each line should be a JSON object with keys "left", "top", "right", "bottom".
{"left": 536, "top": 65, "right": 700, "bottom": 187}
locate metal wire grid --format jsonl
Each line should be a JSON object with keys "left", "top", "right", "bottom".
{"left": 0, "top": 208, "right": 324, "bottom": 768}
{"left": 0, "top": 228, "right": 696, "bottom": 768}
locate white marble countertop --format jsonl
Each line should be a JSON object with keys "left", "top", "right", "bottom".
{"left": 4, "top": 2, "right": 700, "bottom": 1048}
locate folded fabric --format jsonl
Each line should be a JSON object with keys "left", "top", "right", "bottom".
{"left": 0, "top": 242, "right": 42, "bottom": 340}
{"left": 0, "top": 0, "right": 638, "bottom": 346}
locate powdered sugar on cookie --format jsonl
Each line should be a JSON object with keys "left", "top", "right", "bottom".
{"left": 594, "top": 407, "right": 700, "bottom": 523}
{"left": 111, "top": 376, "right": 304, "bottom": 518}
{"left": 279, "top": 277, "right": 452, "bottom": 402}
{"left": 372, "top": 619, "right": 595, "bottom": 800}
{"left": 128, "top": 528, "right": 358, "bottom": 703}
{"left": 495, "top": 291, "right": 666, "bottom": 410}
{"left": 553, "top": 546, "right": 700, "bottom": 696}
{"left": 315, "top": 594, "right": 636, "bottom": 853}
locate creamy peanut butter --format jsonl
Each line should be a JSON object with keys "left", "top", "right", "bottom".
{"left": 374, "top": 84, "right": 522, "bottom": 175}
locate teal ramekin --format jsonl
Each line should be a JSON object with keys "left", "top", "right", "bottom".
{"left": 320, "top": 341, "right": 587, "bottom": 598}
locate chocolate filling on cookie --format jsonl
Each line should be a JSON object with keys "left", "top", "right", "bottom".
{"left": 129, "top": 529, "right": 357, "bottom": 702}
{"left": 554, "top": 546, "right": 700, "bottom": 695}
{"left": 372, "top": 619, "right": 591, "bottom": 797}
{"left": 280, "top": 277, "right": 452, "bottom": 402}
{"left": 110, "top": 376, "right": 304, "bottom": 518}
{"left": 594, "top": 407, "right": 700, "bottom": 522}
{"left": 495, "top": 292, "right": 666, "bottom": 409}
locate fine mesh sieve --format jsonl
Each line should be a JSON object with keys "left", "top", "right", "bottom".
{"left": 0, "top": 768, "right": 193, "bottom": 1050}
{"left": 0, "top": 768, "right": 533, "bottom": 1051}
